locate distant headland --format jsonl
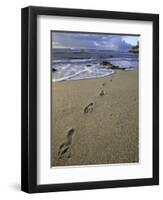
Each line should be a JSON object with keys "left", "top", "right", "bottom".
{"left": 129, "top": 42, "right": 139, "bottom": 54}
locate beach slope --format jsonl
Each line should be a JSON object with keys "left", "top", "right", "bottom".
{"left": 52, "top": 70, "right": 139, "bottom": 166}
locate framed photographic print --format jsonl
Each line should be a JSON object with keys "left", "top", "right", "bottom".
{"left": 21, "top": 6, "right": 159, "bottom": 193}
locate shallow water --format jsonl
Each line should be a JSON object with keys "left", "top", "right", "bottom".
{"left": 52, "top": 48, "right": 138, "bottom": 81}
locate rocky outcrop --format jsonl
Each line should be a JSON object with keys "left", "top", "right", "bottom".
{"left": 100, "top": 61, "right": 125, "bottom": 70}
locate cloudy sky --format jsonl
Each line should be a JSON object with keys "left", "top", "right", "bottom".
{"left": 52, "top": 32, "right": 139, "bottom": 51}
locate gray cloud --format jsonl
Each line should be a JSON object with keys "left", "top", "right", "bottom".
{"left": 52, "top": 32, "right": 138, "bottom": 50}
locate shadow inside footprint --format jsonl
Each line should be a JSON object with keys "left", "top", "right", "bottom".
{"left": 58, "top": 128, "right": 75, "bottom": 159}
{"left": 99, "top": 90, "right": 105, "bottom": 96}
{"left": 84, "top": 102, "right": 94, "bottom": 114}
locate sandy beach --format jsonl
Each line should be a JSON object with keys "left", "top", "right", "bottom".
{"left": 51, "top": 70, "right": 139, "bottom": 166}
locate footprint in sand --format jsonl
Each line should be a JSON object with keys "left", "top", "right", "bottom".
{"left": 102, "top": 82, "right": 106, "bottom": 87}
{"left": 84, "top": 102, "right": 94, "bottom": 114}
{"left": 58, "top": 128, "right": 75, "bottom": 159}
{"left": 99, "top": 90, "right": 105, "bottom": 96}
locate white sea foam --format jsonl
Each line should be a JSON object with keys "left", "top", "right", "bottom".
{"left": 52, "top": 64, "right": 114, "bottom": 82}
{"left": 109, "top": 60, "right": 138, "bottom": 68}
{"left": 52, "top": 58, "right": 95, "bottom": 64}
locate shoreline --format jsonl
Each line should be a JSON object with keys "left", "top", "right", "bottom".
{"left": 52, "top": 68, "right": 138, "bottom": 82}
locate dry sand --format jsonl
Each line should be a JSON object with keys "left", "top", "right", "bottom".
{"left": 51, "top": 70, "right": 139, "bottom": 166}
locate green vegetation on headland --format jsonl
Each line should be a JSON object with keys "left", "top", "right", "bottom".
{"left": 129, "top": 42, "right": 139, "bottom": 54}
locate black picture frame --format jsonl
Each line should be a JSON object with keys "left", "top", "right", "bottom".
{"left": 21, "top": 6, "right": 159, "bottom": 193}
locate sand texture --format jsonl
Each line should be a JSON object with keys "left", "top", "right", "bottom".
{"left": 51, "top": 70, "right": 139, "bottom": 166}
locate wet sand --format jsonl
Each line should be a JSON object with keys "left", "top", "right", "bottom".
{"left": 51, "top": 70, "right": 139, "bottom": 166}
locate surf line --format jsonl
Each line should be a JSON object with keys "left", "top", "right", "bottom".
{"left": 52, "top": 68, "right": 115, "bottom": 82}
{"left": 52, "top": 69, "right": 88, "bottom": 82}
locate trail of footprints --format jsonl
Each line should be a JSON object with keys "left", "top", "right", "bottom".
{"left": 58, "top": 80, "right": 112, "bottom": 160}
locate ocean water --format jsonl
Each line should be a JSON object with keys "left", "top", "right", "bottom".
{"left": 52, "top": 48, "right": 139, "bottom": 82}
